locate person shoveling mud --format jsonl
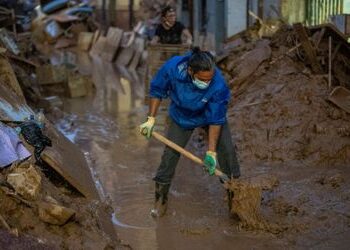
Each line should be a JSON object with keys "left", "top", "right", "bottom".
{"left": 139, "top": 47, "right": 241, "bottom": 217}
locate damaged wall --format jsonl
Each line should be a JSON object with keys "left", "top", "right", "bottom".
{"left": 226, "top": 0, "right": 247, "bottom": 37}
{"left": 281, "top": 0, "right": 306, "bottom": 24}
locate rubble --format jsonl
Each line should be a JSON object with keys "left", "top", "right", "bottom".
{"left": 0, "top": 20, "right": 123, "bottom": 246}
{"left": 219, "top": 23, "right": 350, "bottom": 167}
{"left": 38, "top": 201, "right": 76, "bottom": 226}
{"left": 219, "top": 23, "right": 350, "bottom": 234}
{"left": 6, "top": 163, "right": 41, "bottom": 201}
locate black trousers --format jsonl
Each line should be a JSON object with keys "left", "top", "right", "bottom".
{"left": 153, "top": 119, "right": 241, "bottom": 184}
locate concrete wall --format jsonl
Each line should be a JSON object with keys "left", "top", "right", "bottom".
{"left": 263, "top": 0, "right": 281, "bottom": 19}
{"left": 205, "top": 0, "right": 225, "bottom": 52}
{"left": 281, "top": 0, "right": 306, "bottom": 24}
{"left": 248, "top": 0, "right": 258, "bottom": 26}
{"left": 226, "top": 0, "right": 247, "bottom": 37}
{"left": 345, "top": 0, "right": 350, "bottom": 13}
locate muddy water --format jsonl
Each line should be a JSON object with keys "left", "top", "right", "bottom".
{"left": 54, "top": 52, "right": 286, "bottom": 249}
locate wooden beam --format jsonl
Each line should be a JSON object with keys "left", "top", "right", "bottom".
{"left": 293, "top": 23, "right": 323, "bottom": 73}
{"left": 315, "top": 27, "right": 326, "bottom": 48}
{"left": 331, "top": 42, "right": 341, "bottom": 62}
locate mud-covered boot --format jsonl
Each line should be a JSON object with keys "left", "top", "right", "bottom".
{"left": 150, "top": 182, "right": 170, "bottom": 218}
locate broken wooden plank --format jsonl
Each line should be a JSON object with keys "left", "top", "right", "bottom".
{"left": 0, "top": 28, "right": 19, "bottom": 55}
{"left": 89, "top": 36, "right": 106, "bottom": 57}
{"left": 128, "top": 37, "right": 145, "bottom": 70}
{"left": 115, "top": 47, "right": 134, "bottom": 66}
{"left": 6, "top": 54, "right": 39, "bottom": 68}
{"left": 328, "top": 86, "right": 350, "bottom": 114}
{"left": 0, "top": 57, "right": 24, "bottom": 99}
{"left": 293, "top": 23, "right": 323, "bottom": 73}
{"left": 101, "top": 27, "right": 123, "bottom": 62}
{"left": 331, "top": 43, "right": 341, "bottom": 62}
{"left": 315, "top": 27, "right": 326, "bottom": 48}
{"left": 269, "top": 43, "right": 301, "bottom": 65}
{"left": 42, "top": 123, "right": 100, "bottom": 200}
{"left": 77, "top": 32, "right": 94, "bottom": 51}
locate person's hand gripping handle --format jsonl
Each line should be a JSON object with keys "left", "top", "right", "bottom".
{"left": 203, "top": 151, "right": 217, "bottom": 176}
{"left": 139, "top": 116, "right": 156, "bottom": 138}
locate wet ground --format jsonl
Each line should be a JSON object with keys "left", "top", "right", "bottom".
{"left": 53, "top": 51, "right": 350, "bottom": 249}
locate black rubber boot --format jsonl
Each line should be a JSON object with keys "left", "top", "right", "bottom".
{"left": 151, "top": 182, "right": 170, "bottom": 218}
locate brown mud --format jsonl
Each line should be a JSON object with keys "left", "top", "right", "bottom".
{"left": 0, "top": 162, "right": 118, "bottom": 249}
{"left": 48, "top": 44, "right": 350, "bottom": 249}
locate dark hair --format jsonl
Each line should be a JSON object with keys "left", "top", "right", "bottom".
{"left": 188, "top": 47, "right": 215, "bottom": 73}
{"left": 161, "top": 6, "right": 175, "bottom": 17}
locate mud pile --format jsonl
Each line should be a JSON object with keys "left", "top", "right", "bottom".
{"left": 219, "top": 24, "right": 350, "bottom": 236}
{"left": 219, "top": 24, "right": 350, "bottom": 167}
{"left": 0, "top": 36, "right": 127, "bottom": 248}
{"left": 0, "top": 162, "right": 116, "bottom": 249}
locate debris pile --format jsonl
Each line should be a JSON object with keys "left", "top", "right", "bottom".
{"left": 219, "top": 23, "right": 350, "bottom": 167}
{"left": 220, "top": 23, "right": 350, "bottom": 235}
{"left": 0, "top": 4, "right": 129, "bottom": 247}
{"left": 31, "top": 1, "right": 96, "bottom": 50}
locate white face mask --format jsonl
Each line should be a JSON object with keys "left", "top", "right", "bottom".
{"left": 192, "top": 77, "right": 210, "bottom": 89}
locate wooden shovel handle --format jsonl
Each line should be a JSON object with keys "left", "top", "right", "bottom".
{"left": 152, "top": 131, "right": 227, "bottom": 179}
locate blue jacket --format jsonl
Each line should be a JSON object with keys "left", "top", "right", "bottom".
{"left": 149, "top": 53, "right": 230, "bottom": 129}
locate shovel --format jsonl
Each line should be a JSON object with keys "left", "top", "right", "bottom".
{"left": 152, "top": 131, "right": 230, "bottom": 184}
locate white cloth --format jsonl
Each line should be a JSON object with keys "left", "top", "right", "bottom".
{"left": 0, "top": 123, "right": 31, "bottom": 168}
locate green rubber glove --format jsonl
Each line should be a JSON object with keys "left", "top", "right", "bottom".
{"left": 204, "top": 151, "right": 217, "bottom": 176}
{"left": 139, "top": 116, "right": 155, "bottom": 138}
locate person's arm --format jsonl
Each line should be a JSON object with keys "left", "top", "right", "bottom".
{"left": 140, "top": 60, "right": 171, "bottom": 138}
{"left": 148, "top": 98, "right": 161, "bottom": 117}
{"left": 182, "top": 28, "right": 192, "bottom": 45}
{"left": 208, "top": 125, "right": 221, "bottom": 152}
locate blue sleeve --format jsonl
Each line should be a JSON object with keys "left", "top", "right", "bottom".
{"left": 205, "top": 76, "right": 230, "bottom": 125}
{"left": 149, "top": 61, "right": 172, "bottom": 99}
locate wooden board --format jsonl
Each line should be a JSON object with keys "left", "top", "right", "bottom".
{"left": 328, "top": 86, "right": 350, "bottom": 114}
{"left": 101, "top": 27, "right": 123, "bottom": 62}
{"left": 128, "top": 37, "right": 145, "bottom": 70}
{"left": 89, "top": 36, "right": 107, "bottom": 57}
{"left": 42, "top": 123, "right": 100, "bottom": 199}
{"left": 0, "top": 57, "right": 24, "bottom": 99}
{"left": 115, "top": 47, "right": 134, "bottom": 66}
{"left": 77, "top": 32, "right": 94, "bottom": 51}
